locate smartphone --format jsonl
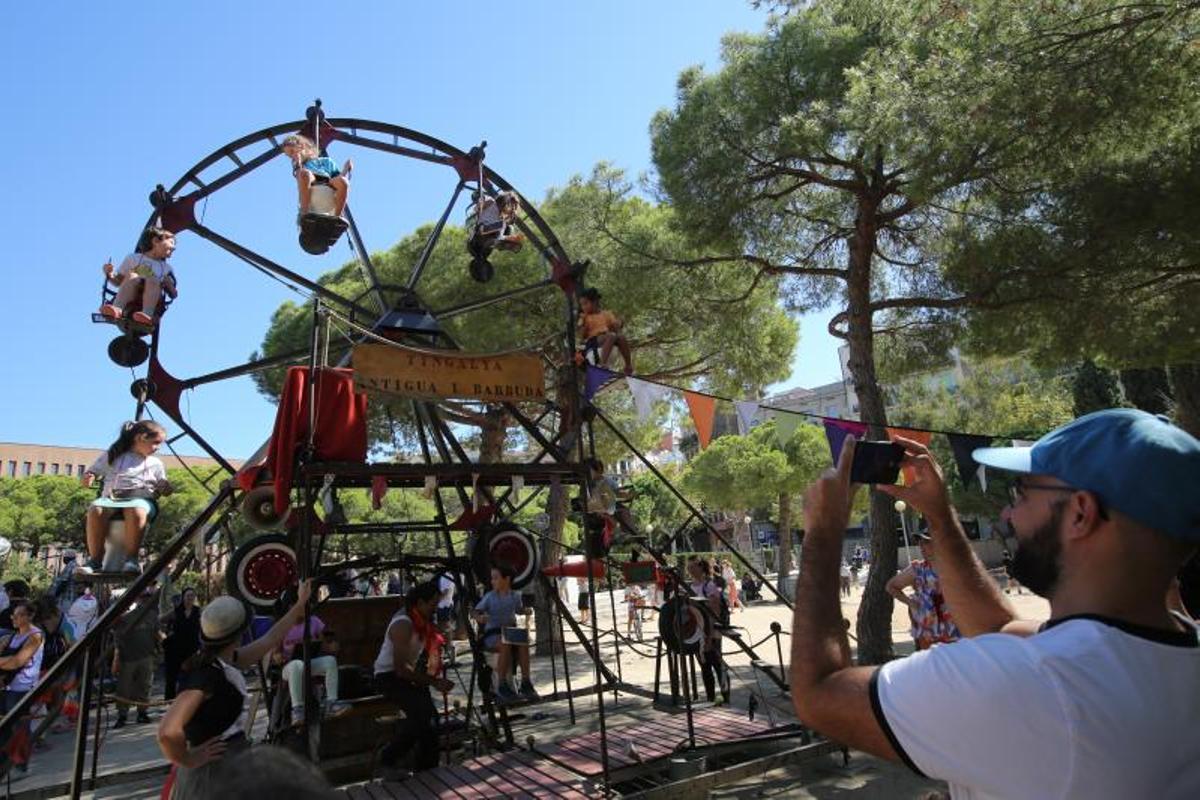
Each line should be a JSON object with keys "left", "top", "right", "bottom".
{"left": 849, "top": 441, "right": 906, "bottom": 485}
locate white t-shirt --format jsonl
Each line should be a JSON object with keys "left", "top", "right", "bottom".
{"left": 437, "top": 574, "right": 456, "bottom": 610}
{"left": 117, "top": 253, "right": 173, "bottom": 283}
{"left": 87, "top": 452, "right": 167, "bottom": 499}
{"left": 872, "top": 614, "right": 1200, "bottom": 799}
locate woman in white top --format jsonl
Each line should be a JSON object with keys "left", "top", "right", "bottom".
{"left": 373, "top": 580, "right": 453, "bottom": 774}
{"left": 81, "top": 420, "right": 174, "bottom": 574}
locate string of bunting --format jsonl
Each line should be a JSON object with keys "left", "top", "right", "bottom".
{"left": 586, "top": 365, "right": 1042, "bottom": 491}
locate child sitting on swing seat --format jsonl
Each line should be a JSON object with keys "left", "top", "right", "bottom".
{"left": 472, "top": 191, "right": 524, "bottom": 252}
{"left": 576, "top": 288, "right": 633, "bottom": 374}
{"left": 281, "top": 134, "right": 352, "bottom": 219}
{"left": 99, "top": 227, "right": 178, "bottom": 327}
{"left": 80, "top": 420, "right": 174, "bottom": 575}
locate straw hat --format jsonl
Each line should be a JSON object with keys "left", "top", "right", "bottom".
{"left": 200, "top": 596, "right": 250, "bottom": 646}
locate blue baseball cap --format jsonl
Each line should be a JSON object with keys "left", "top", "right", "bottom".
{"left": 973, "top": 409, "right": 1200, "bottom": 543}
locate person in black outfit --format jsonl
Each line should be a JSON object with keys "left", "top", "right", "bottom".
{"left": 161, "top": 588, "right": 201, "bottom": 701}
{"left": 157, "top": 581, "right": 311, "bottom": 799}
{"left": 372, "top": 580, "right": 452, "bottom": 775}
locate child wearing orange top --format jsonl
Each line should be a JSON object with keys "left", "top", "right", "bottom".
{"left": 577, "top": 288, "right": 633, "bottom": 374}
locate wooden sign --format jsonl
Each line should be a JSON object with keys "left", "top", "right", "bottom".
{"left": 352, "top": 343, "right": 545, "bottom": 402}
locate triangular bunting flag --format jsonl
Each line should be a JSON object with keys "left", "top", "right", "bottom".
{"left": 626, "top": 376, "right": 669, "bottom": 422}
{"left": 1011, "top": 438, "right": 1035, "bottom": 448}
{"left": 886, "top": 427, "right": 933, "bottom": 485}
{"left": 684, "top": 391, "right": 717, "bottom": 449}
{"left": 823, "top": 419, "right": 868, "bottom": 464}
{"left": 977, "top": 464, "right": 988, "bottom": 492}
{"left": 511, "top": 475, "right": 524, "bottom": 502}
{"left": 585, "top": 365, "right": 620, "bottom": 400}
{"left": 947, "top": 433, "right": 992, "bottom": 489}
{"left": 735, "top": 401, "right": 760, "bottom": 435}
{"left": 774, "top": 412, "right": 802, "bottom": 446}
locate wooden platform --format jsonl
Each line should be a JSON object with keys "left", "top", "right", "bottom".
{"left": 535, "top": 706, "right": 775, "bottom": 777}
{"left": 338, "top": 706, "right": 782, "bottom": 799}
{"left": 340, "top": 749, "right": 603, "bottom": 800}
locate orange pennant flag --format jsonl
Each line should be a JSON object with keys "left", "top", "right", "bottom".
{"left": 887, "top": 427, "right": 933, "bottom": 485}
{"left": 684, "top": 392, "right": 717, "bottom": 449}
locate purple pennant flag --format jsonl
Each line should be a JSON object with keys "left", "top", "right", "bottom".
{"left": 584, "top": 365, "right": 620, "bottom": 400}
{"left": 947, "top": 433, "right": 992, "bottom": 488}
{"left": 822, "top": 418, "right": 868, "bottom": 464}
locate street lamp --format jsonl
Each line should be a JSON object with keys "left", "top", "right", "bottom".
{"left": 894, "top": 499, "right": 912, "bottom": 567}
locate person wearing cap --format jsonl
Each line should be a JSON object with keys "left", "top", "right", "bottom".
{"left": 156, "top": 580, "right": 311, "bottom": 799}
{"left": 789, "top": 409, "right": 1200, "bottom": 799}
{"left": 885, "top": 533, "right": 960, "bottom": 650}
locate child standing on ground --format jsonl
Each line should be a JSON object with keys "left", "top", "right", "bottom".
{"left": 281, "top": 134, "right": 352, "bottom": 219}
{"left": 625, "top": 583, "right": 645, "bottom": 637}
{"left": 474, "top": 565, "right": 537, "bottom": 702}
{"left": 99, "top": 227, "right": 178, "bottom": 326}
{"left": 577, "top": 288, "right": 633, "bottom": 374}
{"left": 80, "top": 421, "right": 174, "bottom": 574}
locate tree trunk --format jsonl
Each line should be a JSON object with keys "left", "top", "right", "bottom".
{"left": 1119, "top": 366, "right": 1172, "bottom": 415}
{"left": 535, "top": 478, "right": 567, "bottom": 656}
{"left": 478, "top": 406, "right": 509, "bottom": 464}
{"left": 776, "top": 492, "right": 794, "bottom": 595}
{"left": 843, "top": 195, "right": 897, "bottom": 666}
{"left": 1168, "top": 363, "right": 1200, "bottom": 437}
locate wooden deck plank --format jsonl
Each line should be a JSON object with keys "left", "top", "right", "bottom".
{"left": 377, "top": 780, "right": 422, "bottom": 800}
{"left": 471, "top": 754, "right": 565, "bottom": 799}
{"left": 363, "top": 782, "right": 404, "bottom": 800}
{"left": 429, "top": 765, "right": 493, "bottom": 800}
{"left": 342, "top": 786, "right": 376, "bottom": 800}
{"left": 408, "top": 770, "right": 460, "bottom": 799}
{"left": 439, "top": 765, "right": 504, "bottom": 800}
{"left": 508, "top": 752, "right": 592, "bottom": 800}
{"left": 459, "top": 758, "right": 535, "bottom": 798}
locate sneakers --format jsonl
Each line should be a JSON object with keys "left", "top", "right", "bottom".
{"left": 99, "top": 304, "right": 122, "bottom": 320}
{"left": 494, "top": 683, "right": 520, "bottom": 704}
{"left": 519, "top": 680, "right": 540, "bottom": 702}
{"left": 78, "top": 557, "right": 103, "bottom": 575}
{"left": 131, "top": 310, "right": 155, "bottom": 326}
{"left": 122, "top": 559, "right": 141, "bottom": 574}
{"left": 290, "top": 706, "right": 305, "bottom": 727}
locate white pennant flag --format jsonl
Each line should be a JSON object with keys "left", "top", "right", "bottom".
{"left": 1011, "top": 439, "right": 1035, "bottom": 448}
{"left": 735, "top": 401, "right": 760, "bottom": 435}
{"left": 511, "top": 475, "right": 524, "bottom": 502}
{"left": 976, "top": 464, "right": 988, "bottom": 492}
{"left": 626, "top": 376, "right": 668, "bottom": 421}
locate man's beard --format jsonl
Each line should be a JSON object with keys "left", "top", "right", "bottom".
{"left": 1006, "top": 502, "right": 1065, "bottom": 598}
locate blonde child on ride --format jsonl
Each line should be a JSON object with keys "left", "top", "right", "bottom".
{"left": 281, "top": 134, "right": 352, "bottom": 219}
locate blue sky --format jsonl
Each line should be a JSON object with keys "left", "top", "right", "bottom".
{"left": 0, "top": 1, "right": 842, "bottom": 458}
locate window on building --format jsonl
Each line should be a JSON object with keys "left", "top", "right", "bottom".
{"left": 63, "top": 463, "right": 72, "bottom": 475}
{"left": 78, "top": 465, "right": 85, "bottom": 478}
{"left": 51, "top": 463, "right": 60, "bottom": 475}
{"left": 36, "top": 462, "right": 46, "bottom": 474}
{"left": 5, "top": 461, "right": 14, "bottom": 478}
{"left": 22, "top": 462, "right": 31, "bottom": 476}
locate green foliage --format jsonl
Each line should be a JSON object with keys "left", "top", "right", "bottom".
{"left": 627, "top": 465, "right": 689, "bottom": 540}
{"left": 1, "top": 554, "right": 54, "bottom": 595}
{"left": 683, "top": 434, "right": 791, "bottom": 510}
{"left": 0, "top": 476, "right": 93, "bottom": 551}
{"left": 1071, "top": 359, "right": 1124, "bottom": 418}
{"left": 888, "top": 356, "right": 1074, "bottom": 517}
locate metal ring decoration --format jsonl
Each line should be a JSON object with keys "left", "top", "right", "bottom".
{"left": 658, "top": 596, "right": 713, "bottom": 656}
{"left": 471, "top": 523, "right": 539, "bottom": 590}
{"left": 227, "top": 533, "right": 298, "bottom": 608}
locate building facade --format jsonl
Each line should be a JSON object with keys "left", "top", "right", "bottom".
{"left": 0, "top": 442, "right": 234, "bottom": 480}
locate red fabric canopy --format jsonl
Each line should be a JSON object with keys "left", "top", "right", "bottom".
{"left": 238, "top": 367, "right": 367, "bottom": 514}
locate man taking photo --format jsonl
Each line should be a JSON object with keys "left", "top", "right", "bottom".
{"left": 790, "top": 409, "right": 1199, "bottom": 799}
